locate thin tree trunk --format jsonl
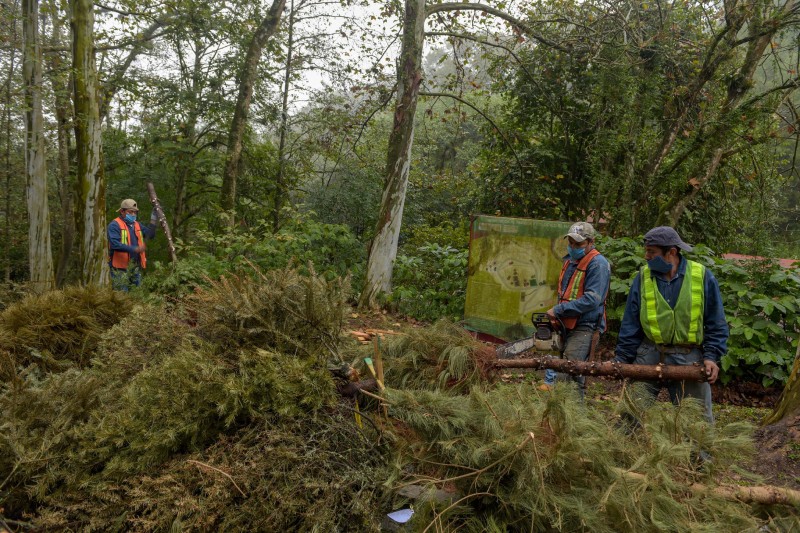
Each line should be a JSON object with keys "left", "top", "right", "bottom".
{"left": 71, "top": 0, "right": 107, "bottom": 286}
{"left": 219, "top": 0, "right": 286, "bottom": 224}
{"left": 23, "top": 0, "right": 55, "bottom": 293}
{"left": 359, "top": 0, "right": 426, "bottom": 308}
{"left": 47, "top": 0, "right": 75, "bottom": 287}
{"left": 274, "top": 0, "right": 294, "bottom": 231}
{"left": 173, "top": 30, "right": 202, "bottom": 240}
{"left": 3, "top": 1, "right": 19, "bottom": 283}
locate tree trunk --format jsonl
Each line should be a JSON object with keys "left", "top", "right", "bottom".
{"left": 23, "top": 0, "right": 55, "bottom": 293}
{"left": 359, "top": 0, "right": 426, "bottom": 308}
{"left": 656, "top": 0, "right": 794, "bottom": 226}
{"left": 763, "top": 342, "right": 800, "bottom": 426}
{"left": 219, "top": 0, "right": 286, "bottom": 224}
{"left": 47, "top": 0, "right": 76, "bottom": 287}
{"left": 71, "top": 0, "right": 108, "bottom": 286}
{"left": 3, "top": 0, "right": 20, "bottom": 283}
{"left": 274, "top": 0, "right": 294, "bottom": 231}
{"left": 495, "top": 356, "right": 709, "bottom": 382}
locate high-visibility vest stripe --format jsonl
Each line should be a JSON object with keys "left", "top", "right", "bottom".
{"left": 109, "top": 217, "right": 147, "bottom": 269}
{"left": 557, "top": 248, "right": 604, "bottom": 330}
{"left": 639, "top": 260, "right": 705, "bottom": 345}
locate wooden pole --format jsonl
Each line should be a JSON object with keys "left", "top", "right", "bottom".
{"left": 146, "top": 182, "right": 177, "bottom": 264}
{"left": 496, "top": 356, "right": 709, "bottom": 382}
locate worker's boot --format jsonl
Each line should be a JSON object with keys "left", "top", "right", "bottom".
{"left": 537, "top": 383, "right": 553, "bottom": 392}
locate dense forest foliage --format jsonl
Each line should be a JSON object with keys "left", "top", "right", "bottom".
{"left": 3, "top": 0, "right": 800, "bottom": 377}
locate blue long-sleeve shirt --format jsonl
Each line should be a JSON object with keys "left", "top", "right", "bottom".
{"left": 552, "top": 250, "right": 611, "bottom": 332}
{"left": 107, "top": 218, "right": 156, "bottom": 267}
{"left": 615, "top": 256, "right": 728, "bottom": 363}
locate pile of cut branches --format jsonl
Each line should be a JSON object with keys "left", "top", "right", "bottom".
{"left": 0, "top": 266, "right": 386, "bottom": 531}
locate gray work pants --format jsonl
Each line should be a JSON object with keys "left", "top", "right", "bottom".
{"left": 555, "top": 326, "right": 595, "bottom": 399}
{"left": 631, "top": 342, "right": 714, "bottom": 424}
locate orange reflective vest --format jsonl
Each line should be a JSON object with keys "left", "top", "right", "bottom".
{"left": 109, "top": 217, "right": 147, "bottom": 269}
{"left": 557, "top": 248, "right": 602, "bottom": 330}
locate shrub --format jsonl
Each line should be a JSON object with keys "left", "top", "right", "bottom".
{"left": 389, "top": 243, "right": 468, "bottom": 321}
{"left": 146, "top": 214, "right": 364, "bottom": 297}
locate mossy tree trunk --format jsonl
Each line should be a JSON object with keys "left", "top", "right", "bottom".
{"left": 23, "top": 0, "right": 55, "bottom": 292}
{"left": 763, "top": 343, "right": 800, "bottom": 426}
{"left": 219, "top": 0, "right": 286, "bottom": 225}
{"left": 359, "top": 0, "right": 426, "bottom": 308}
{"left": 46, "top": 0, "right": 76, "bottom": 287}
{"left": 71, "top": 0, "right": 108, "bottom": 286}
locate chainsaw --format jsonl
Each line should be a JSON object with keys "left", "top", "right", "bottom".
{"left": 496, "top": 313, "right": 566, "bottom": 359}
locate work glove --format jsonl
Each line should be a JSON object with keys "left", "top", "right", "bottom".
{"left": 150, "top": 211, "right": 158, "bottom": 225}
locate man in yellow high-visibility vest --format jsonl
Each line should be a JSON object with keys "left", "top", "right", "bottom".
{"left": 614, "top": 227, "right": 728, "bottom": 423}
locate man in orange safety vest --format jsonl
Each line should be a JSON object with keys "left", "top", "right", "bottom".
{"left": 541, "top": 222, "right": 610, "bottom": 397}
{"left": 107, "top": 198, "right": 157, "bottom": 291}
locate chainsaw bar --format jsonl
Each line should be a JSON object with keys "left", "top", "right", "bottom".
{"left": 496, "top": 337, "right": 538, "bottom": 359}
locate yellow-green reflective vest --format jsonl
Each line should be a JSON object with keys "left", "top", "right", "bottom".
{"left": 639, "top": 259, "right": 705, "bottom": 345}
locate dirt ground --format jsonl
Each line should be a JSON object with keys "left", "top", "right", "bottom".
{"left": 345, "top": 312, "right": 800, "bottom": 491}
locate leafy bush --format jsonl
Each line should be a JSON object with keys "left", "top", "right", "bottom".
{"left": 146, "top": 214, "right": 364, "bottom": 296}
{"left": 389, "top": 243, "right": 468, "bottom": 321}
{"left": 600, "top": 235, "right": 800, "bottom": 386}
{"left": 404, "top": 221, "right": 470, "bottom": 251}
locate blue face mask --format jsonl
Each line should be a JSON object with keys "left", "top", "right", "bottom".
{"left": 647, "top": 255, "right": 672, "bottom": 274}
{"left": 124, "top": 213, "right": 137, "bottom": 224}
{"left": 568, "top": 245, "right": 586, "bottom": 261}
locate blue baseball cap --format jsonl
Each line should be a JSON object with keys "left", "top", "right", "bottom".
{"left": 644, "top": 226, "right": 693, "bottom": 251}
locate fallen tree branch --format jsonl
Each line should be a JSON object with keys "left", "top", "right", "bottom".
{"left": 186, "top": 459, "right": 246, "bottom": 497}
{"left": 496, "top": 356, "right": 708, "bottom": 382}
{"left": 612, "top": 467, "right": 800, "bottom": 507}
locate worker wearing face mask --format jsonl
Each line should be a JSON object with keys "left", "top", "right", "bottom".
{"left": 614, "top": 226, "right": 728, "bottom": 423}
{"left": 107, "top": 198, "right": 157, "bottom": 291}
{"left": 541, "top": 221, "right": 611, "bottom": 397}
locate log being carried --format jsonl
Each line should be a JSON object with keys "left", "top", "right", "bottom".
{"left": 495, "top": 312, "right": 708, "bottom": 383}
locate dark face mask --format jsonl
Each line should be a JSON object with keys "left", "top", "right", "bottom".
{"left": 647, "top": 255, "right": 672, "bottom": 274}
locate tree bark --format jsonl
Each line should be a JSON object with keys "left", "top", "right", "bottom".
{"left": 763, "top": 341, "right": 800, "bottom": 426}
{"left": 359, "top": 0, "right": 426, "bottom": 308}
{"left": 23, "top": 0, "right": 55, "bottom": 293}
{"left": 274, "top": 0, "right": 294, "bottom": 231}
{"left": 219, "top": 0, "right": 286, "bottom": 224}
{"left": 46, "top": 0, "right": 76, "bottom": 287}
{"left": 4, "top": 0, "right": 20, "bottom": 283}
{"left": 71, "top": 0, "right": 108, "bottom": 286}
{"left": 495, "top": 356, "right": 709, "bottom": 382}
{"left": 146, "top": 182, "right": 177, "bottom": 264}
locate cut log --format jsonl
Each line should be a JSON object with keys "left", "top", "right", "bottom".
{"left": 147, "top": 182, "right": 178, "bottom": 264}
{"left": 495, "top": 356, "right": 708, "bottom": 382}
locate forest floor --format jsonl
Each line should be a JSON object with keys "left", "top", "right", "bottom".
{"left": 347, "top": 310, "right": 800, "bottom": 491}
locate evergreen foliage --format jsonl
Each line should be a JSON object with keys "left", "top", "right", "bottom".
{"left": 0, "top": 286, "right": 129, "bottom": 379}
{"left": 185, "top": 264, "right": 349, "bottom": 359}
{"left": 386, "top": 384, "right": 766, "bottom": 531}
{"left": 378, "top": 320, "right": 494, "bottom": 393}
{"left": 0, "top": 273, "right": 386, "bottom": 530}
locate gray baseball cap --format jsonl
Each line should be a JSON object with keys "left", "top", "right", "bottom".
{"left": 643, "top": 226, "right": 693, "bottom": 251}
{"left": 564, "top": 222, "right": 596, "bottom": 243}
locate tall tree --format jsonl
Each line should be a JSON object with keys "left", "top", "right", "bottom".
{"left": 219, "top": 0, "right": 286, "bottom": 224}
{"left": 23, "top": 0, "right": 55, "bottom": 292}
{"left": 359, "top": 1, "right": 563, "bottom": 307}
{"left": 359, "top": 0, "right": 426, "bottom": 308}
{"left": 2, "top": 0, "right": 22, "bottom": 282}
{"left": 71, "top": 0, "right": 107, "bottom": 285}
{"left": 45, "top": 0, "right": 76, "bottom": 287}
